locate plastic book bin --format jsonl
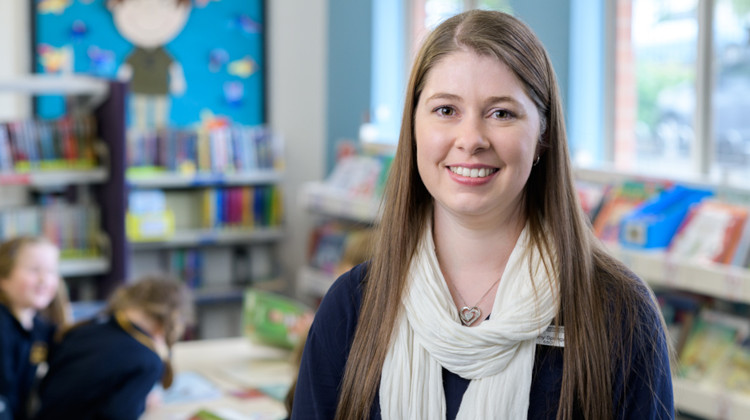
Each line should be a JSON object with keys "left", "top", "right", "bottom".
{"left": 619, "top": 185, "right": 713, "bottom": 249}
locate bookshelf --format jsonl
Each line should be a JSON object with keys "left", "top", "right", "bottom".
{"left": 124, "top": 126, "right": 286, "bottom": 339}
{"left": 0, "top": 75, "right": 128, "bottom": 300}
{"left": 576, "top": 166, "right": 750, "bottom": 420}
{"left": 296, "top": 179, "right": 382, "bottom": 304}
{"left": 609, "top": 245, "right": 750, "bottom": 304}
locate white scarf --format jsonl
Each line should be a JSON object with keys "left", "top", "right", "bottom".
{"left": 380, "top": 221, "right": 559, "bottom": 419}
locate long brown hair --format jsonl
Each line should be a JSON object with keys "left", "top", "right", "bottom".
{"left": 336, "top": 10, "right": 670, "bottom": 420}
{"left": 0, "top": 236, "right": 71, "bottom": 327}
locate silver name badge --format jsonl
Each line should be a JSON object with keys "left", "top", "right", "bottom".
{"left": 536, "top": 325, "right": 564, "bottom": 347}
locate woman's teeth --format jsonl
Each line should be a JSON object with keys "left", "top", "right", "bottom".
{"left": 449, "top": 166, "right": 497, "bottom": 178}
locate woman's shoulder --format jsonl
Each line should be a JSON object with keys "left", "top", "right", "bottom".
{"left": 309, "top": 262, "right": 369, "bottom": 341}
{"left": 318, "top": 262, "right": 369, "bottom": 314}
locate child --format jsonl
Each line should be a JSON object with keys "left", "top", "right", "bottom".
{"left": 0, "top": 236, "right": 69, "bottom": 420}
{"left": 34, "top": 274, "right": 193, "bottom": 420}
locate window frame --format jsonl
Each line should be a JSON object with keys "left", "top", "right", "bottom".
{"left": 605, "top": 0, "right": 718, "bottom": 176}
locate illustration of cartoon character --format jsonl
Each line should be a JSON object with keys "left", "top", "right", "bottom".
{"left": 108, "top": 0, "right": 191, "bottom": 131}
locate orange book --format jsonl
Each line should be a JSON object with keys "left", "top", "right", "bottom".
{"left": 592, "top": 197, "right": 643, "bottom": 243}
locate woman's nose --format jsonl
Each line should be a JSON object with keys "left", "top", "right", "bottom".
{"left": 454, "top": 117, "right": 490, "bottom": 154}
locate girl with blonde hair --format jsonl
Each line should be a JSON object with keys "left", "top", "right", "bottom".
{"left": 0, "top": 236, "right": 70, "bottom": 420}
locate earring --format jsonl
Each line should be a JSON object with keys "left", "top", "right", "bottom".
{"left": 533, "top": 155, "right": 540, "bottom": 166}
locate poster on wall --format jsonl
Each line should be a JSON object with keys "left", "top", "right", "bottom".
{"left": 33, "top": 0, "right": 265, "bottom": 130}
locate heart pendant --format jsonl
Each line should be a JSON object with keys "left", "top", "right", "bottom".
{"left": 460, "top": 306, "right": 481, "bottom": 326}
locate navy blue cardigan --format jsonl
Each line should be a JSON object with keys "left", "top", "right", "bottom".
{"left": 34, "top": 315, "right": 163, "bottom": 420}
{"left": 0, "top": 304, "right": 55, "bottom": 420}
{"left": 292, "top": 263, "right": 674, "bottom": 419}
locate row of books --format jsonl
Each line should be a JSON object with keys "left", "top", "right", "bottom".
{"left": 660, "top": 290, "right": 750, "bottom": 394}
{"left": 0, "top": 204, "right": 101, "bottom": 258}
{"left": 160, "top": 246, "right": 276, "bottom": 293}
{"left": 0, "top": 115, "right": 98, "bottom": 172}
{"left": 578, "top": 180, "right": 750, "bottom": 268}
{"left": 201, "top": 185, "right": 283, "bottom": 229}
{"left": 127, "top": 122, "right": 280, "bottom": 174}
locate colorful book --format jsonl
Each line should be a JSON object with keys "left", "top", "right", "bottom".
{"left": 679, "top": 309, "right": 750, "bottom": 384}
{"left": 242, "top": 288, "right": 311, "bottom": 349}
{"left": 668, "top": 200, "right": 749, "bottom": 264}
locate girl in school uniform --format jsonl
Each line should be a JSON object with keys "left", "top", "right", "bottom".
{"left": 0, "top": 236, "right": 70, "bottom": 420}
{"left": 34, "top": 274, "right": 193, "bottom": 420}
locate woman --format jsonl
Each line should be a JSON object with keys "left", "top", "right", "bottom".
{"left": 292, "top": 10, "right": 674, "bottom": 420}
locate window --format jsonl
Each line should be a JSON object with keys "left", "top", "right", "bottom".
{"left": 368, "top": 0, "right": 512, "bottom": 147}
{"left": 613, "top": 0, "right": 750, "bottom": 184}
{"left": 411, "top": 0, "right": 513, "bottom": 53}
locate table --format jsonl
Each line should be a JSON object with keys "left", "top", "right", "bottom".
{"left": 140, "top": 337, "right": 294, "bottom": 420}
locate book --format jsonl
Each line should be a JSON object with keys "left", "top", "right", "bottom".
{"left": 575, "top": 180, "right": 609, "bottom": 221}
{"left": 730, "top": 217, "right": 750, "bottom": 268}
{"left": 160, "top": 371, "right": 222, "bottom": 404}
{"left": 619, "top": 185, "right": 712, "bottom": 249}
{"left": 593, "top": 196, "right": 643, "bottom": 243}
{"left": 668, "top": 200, "right": 749, "bottom": 264}
{"left": 242, "top": 288, "right": 311, "bottom": 349}
{"left": 592, "top": 180, "right": 664, "bottom": 243}
{"left": 678, "top": 309, "right": 750, "bottom": 384}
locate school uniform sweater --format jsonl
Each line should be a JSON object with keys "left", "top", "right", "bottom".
{"left": 291, "top": 263, "right": 675, "bottom": 420}
{"left": 34, "top": 314, "right": 163, "bottom": 420}
{"left": 0, "top": 303, "right": 54, "bottom": 420}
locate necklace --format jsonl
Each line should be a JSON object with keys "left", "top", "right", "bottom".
{"left": 452, "top": 277, "right": 502, "bottom": 326}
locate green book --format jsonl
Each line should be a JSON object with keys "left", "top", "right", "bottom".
{"left": 243, "top": 288, "right": 311, "bottom": 349}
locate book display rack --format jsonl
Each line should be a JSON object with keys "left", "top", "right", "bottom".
{"left": 0, "top": 75, "right": 128, "bottom": 300}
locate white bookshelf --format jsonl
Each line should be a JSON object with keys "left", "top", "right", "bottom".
{"left": 0, "top": 74, "right": 108, "bottom": 96}
{"left": 130, "top": 227, "right": 285, "bottom": 250}
{"left": 296, "top": 181, "right": 381, "bottom": 303}
{"left": 127, "top": 170, "right": 282, "bottom": 189}
{"left": 0, "top": 168, "right": 108, "bottom": 187}
{"left": 674, "top": 377, "right": 750, "bottom": 419}
{"left": 608, "top": 245, "right": 750, "bottom": 304}
{"left": 59, "top": 257, "right": 109, "bottom": 277}
{"left": 578, "top": 164, "right": 750, "bottom": 419}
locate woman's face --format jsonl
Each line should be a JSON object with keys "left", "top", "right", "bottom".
{"left": 0, "top": 243, "right": 60, "bottom": 314}
{"left": 414, "top": 49, "right": 541, "bottom": 225}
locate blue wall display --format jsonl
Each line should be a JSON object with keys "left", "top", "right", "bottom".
{"left": 34, "top": 0, "right": 265, "bottom": 129}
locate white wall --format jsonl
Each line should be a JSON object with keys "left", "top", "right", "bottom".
{"left": 0, "top": 1, "right": 31, "bottom": 120}
{"left": 261, "top": 0, "right": 328, "bottom": 295}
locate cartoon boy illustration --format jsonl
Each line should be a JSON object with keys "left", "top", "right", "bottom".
{"left": 109, "top": 0, "right": 191, "bottom": 131}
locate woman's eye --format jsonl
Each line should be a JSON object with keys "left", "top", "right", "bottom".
{"left": 435, "top": 106, "right": 455, "bottom": 117}
{"left": 493, "top": 109, "right": 514, "bottom": 119}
